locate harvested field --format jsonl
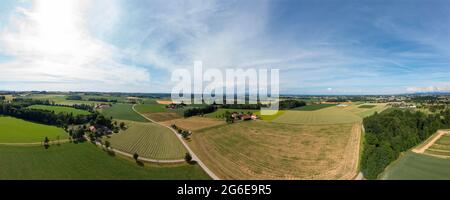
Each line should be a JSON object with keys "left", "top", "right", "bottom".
{"left": 144, "top": 112, "right": 182, "bottom": 122}
{"left": 343, "top": 103, "right": 388, "bottom": 118}
{"left": 160, "top": 117, "right": 225, "bottom": 131}
{"left": 189, "top": 121, "right": 361, "bottom": 179}
{"left": 156, "top": 100, "right": 173, "bottom": 105}
{"left": 272, "top": 107, "right": 361, "bottom": 125}
{"left": 294, "top": 104, "right": 336, "bottom": 111}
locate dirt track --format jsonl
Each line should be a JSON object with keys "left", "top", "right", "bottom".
{"left": 412, "top": 130, "right": 448, "bottom": 154}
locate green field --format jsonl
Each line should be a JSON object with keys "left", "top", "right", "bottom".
{"left": 272, "top": 107, "right": 361, "bottom": 124}
{"left": 0, "top": 116, "right": 68, "bottom": 143}
{"left": 27, "top": 105, "right": 91, "bottom": 115}
{"left": 101, "top": 104, "right": 148, "bottom": 122}
{"left": 294, "top": 104, "right": 336, "bottom": 111}
{"left": 380, "top": 151, "right": 450, "bottom": 180}
{"left": 0, "top": 143, "right": 209, "bottom": 180}
{"left": 25, "top": 94, "right": 99, "bottom": 105}
{"left": 135, "top": 103, "right": 168, "bottom": 113}
{"left": 104, "top": 121, "right": 186, "bottom": 160}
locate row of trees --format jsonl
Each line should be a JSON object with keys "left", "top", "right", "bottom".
{"left": 87, "top": 98, "right": 118, "bottom": 103}
{"left": 361, "top": 109, "right": 450, "bottom": 179}
{"left": 221, "top": 103, "right": 263, "bottom": 110}
{"left": 183, "top": 105, "right": 217, "bottom": 117}
{"left": 171, "top": 124, "right": 191, "bottom": 139}
{"left": 279, "top": 99, "right": 306, "bottom": 109}
{"left": 66, "top": 95, "right": 82, "bottom": 100}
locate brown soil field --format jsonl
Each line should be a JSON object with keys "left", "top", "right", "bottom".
{"left": 143, "top": 112, "right": 182, "bottom": 122}
{"left": 156, "top": 100, "right": 173, "bottom": 105}
{"left": 160, "top": 117, "right": 226, "bottom": 132}
{"left": 188, "top": 121, "right": 361, "bottom": 179}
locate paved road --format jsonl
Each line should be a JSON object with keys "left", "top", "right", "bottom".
{"left": 132, "top": 104, "right": 220, "bottom": 180}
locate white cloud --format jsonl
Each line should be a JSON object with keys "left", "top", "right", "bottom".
{"left": 0, "top": 0, "right": 150, "bottom": 92}
{"left": 406, "top": 83, "right": 450, "bottom": 93}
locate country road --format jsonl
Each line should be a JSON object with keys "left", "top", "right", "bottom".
{"left": 132, "top": 104, "right": 220, "bottom": 180}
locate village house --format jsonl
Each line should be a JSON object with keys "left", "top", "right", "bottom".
{"left": 231, "top": 112, "right": 259, "bottom": 121}
{"left": 95, "top": 104, "right": 111, "bottom": 109}
{"left": 166, "top": 103, "right": 186, "bottom": 109}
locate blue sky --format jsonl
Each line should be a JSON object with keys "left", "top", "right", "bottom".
{"left": 1, "top": 0, "right": 450, "bottom": 94}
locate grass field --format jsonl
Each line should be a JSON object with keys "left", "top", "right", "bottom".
{"left": 294, "top": 104, "right": 336, "bottom": 111}
{"left": 272, "top": 107, "right": 361, "bottom": 125}
{"left": 0, "top": 143, "right": 209, "bottom": 180}
{"left": 380, "top": 151, "right": 450, "bottom": 180}
{"left": 27, "top": 105, "right": 90, "bottom": 116}
{"left": 189, "top": 121, "right": 361, "bottom": 179}
{"left": 0, "top": 116, "right": 68, "bottom": 143}
{"left": 25, "top": 94, "right": 100, "bottom": 105}
{"left": 160, "top": 116, "right": 226, "bottom": 131}
{"left": 101, "top": 104, "right": 148, "bottom": 122}
{"left": 135, "top": 103, "right": 169, "bottom": 113}
{"left": 104, "top": 121, "right": 186, "bottom": 160}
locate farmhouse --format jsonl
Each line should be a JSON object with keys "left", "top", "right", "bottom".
{"left": 95, "top": 104, "right": 111, "bottom": 109}
{"left": 166, "top": 103, "right": 186, "bottom": 109}
{"left": 231, "top": 112, "right": 259, "bottom": 121}
{"left": 89, "top": 125, "right": 111, "bottom": 136}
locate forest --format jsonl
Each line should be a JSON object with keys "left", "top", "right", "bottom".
{"left": 361, "top": 108, "right": 450, "bottom": 179}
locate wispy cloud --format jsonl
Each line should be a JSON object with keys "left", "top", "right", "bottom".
{"left": 1, "top": 0, "right": 450, "bottom": 94}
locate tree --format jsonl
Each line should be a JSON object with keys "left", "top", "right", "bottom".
{"left": 105, "top": 140, "right": 111, "bottom": 149}
{"left": 119, "top": 122, "right": 126, "bottom": 130}
{"left": 133, "top": 152, "right": 139, "bottom": 161}
{"left": 181, "top": 131, "right": 190, "bottom": 139}
{"left": 185, "top": 153, "right": 192, "bottom": 163}
{"left": 44, "top": 137, "right": 50, "bottom": 149}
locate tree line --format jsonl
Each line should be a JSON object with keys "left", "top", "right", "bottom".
{"left": 220, "top": 99, "right": 306, "bottom": 110}
{"left": 183, "top": 105, "right": 217, "bottom": 117}
{"left": 87, "top": 98, "right": 118, "bottom": 103}
{"left": 0, "top": 99, "right": 99, "bottom": 127}
{"left": 361, "top": 108, "right": 450, "bottom": 179}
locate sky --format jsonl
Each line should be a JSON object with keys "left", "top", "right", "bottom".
{"left": 1, "top": 0, "right": 450, "bottom": 94}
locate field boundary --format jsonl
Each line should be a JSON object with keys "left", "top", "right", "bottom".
{"left": 132, "top": 104, "right": 220, "bottom": 180}
{"left": 0, "top": 139, "right": 71, "bottom": 146}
